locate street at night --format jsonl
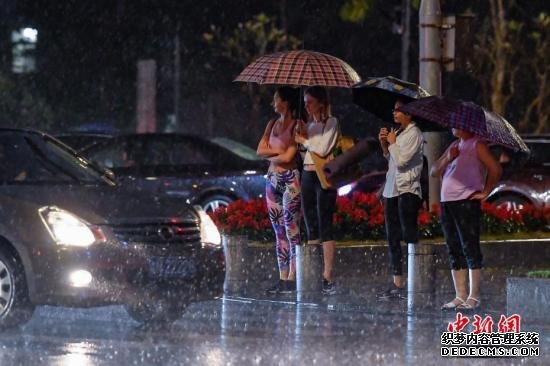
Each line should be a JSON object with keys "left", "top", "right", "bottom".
{"left": 1, "top": 1, "right": 549, "bottom": 365}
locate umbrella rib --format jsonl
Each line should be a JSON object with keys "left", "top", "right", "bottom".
{"left": 320, "top": 52, "right": 338, "bottom": 87}
{"left": 287, "top": 50, "right": 304, "bottom": 85}
{"left": 271, "top": 51, "right": 286, "bottom": 84}
{"left": 295, "top": 54, "right": 308, "bottom": 86}
{"left": 306, "top": 53, "right": 322, "bottom": 86}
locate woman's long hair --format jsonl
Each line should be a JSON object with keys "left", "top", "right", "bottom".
{"left": 304, "top": 86, "right": 331, "bottom": 121}
{"left": 276, "top": 86, "right": 307, "bottom": 122}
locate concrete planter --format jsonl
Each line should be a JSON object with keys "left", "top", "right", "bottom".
{"left": 222, "top": 234, "right": 250, "bottom": 296}
{"left": 506, "top": 277, "right": 550, "bottom": 324}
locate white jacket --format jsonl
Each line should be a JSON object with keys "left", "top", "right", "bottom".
{"left": 382, "top": 122, "right": 424, "bottom": 199}
{"left": 302, "top": 117, "right": 339, "bottom": 164}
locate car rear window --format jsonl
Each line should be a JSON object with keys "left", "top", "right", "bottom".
{"left": 525, "top": 141, "right": 550, "bottom": 167}
{"left": 86, "top": 136, "right": 243, "bottom": 169}
{"left": 143, "top": 139, "right": 213, "bottom": 166}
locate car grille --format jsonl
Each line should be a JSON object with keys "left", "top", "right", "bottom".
{"left": 109, "top": 220, "right": 200, "bottom": 245}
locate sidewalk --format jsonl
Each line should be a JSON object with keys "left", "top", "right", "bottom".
{"left": 229, "top": 239, "right": 550, "bottom": 322}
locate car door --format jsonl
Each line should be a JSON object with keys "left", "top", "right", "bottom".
{"left": 139, "top": 136, "right": 217, "bottom": 200}
{"left": 140, "top": 136, "right": 258, "bottom": 207}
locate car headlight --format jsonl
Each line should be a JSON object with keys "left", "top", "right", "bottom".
{"left": 337, "top": 182, "right": 356, "bottom": 196}
{"left": 39, "top": 206, "right": 106, "bottom": 247}
{"left": 194, "top": 205, "right": 221, "bottom": 247}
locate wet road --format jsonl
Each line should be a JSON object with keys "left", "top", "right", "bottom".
{"left": 0, "top": 299, "right": 547, "bottom": 366}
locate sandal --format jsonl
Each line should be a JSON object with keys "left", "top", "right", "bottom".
{"left": 456, "top": 296, "right": 481, "bottom": 311}
{"left": 441, "top": 297, "right": 466, "bottom": 311}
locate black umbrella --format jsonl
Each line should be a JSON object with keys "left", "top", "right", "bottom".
{"left": 352, "top": 76, "right": 443, "bottom": 131}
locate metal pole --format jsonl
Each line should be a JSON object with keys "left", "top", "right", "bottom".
{"left": 419, "top": 0, "right": 444, "bottom": 208}
{"left": 296, "top": 244, "right": 323, "bottom": 303}
{"left": 419, "top": 0, "right": 442, "bottom": 95}
{"left": 136, "top": 59, "right": 157, "bottom": 133}
{"left": 174, "top": 22, "right": 181, "bottom": 130}
{"left": 407, "top": 243, "right": 436, "bottom": 311}
{"left": 410, "top": 0, "right": 442, "bottom": 313}
{"left": 401, "top": 0, "right": 411, "bottom": 81}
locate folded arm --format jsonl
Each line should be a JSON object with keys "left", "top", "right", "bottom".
{"left": 430, "top": 140, "right": 458, "bottom": 178}
{"left": 267, "top": 144, "right": 298, "bottom": 164}
{"left": 256, "top": 120, "right": 282, "bottom": 158}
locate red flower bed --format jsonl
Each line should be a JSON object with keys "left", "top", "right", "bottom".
{"left": 209, "top": 199, "right": 273, "bottom": 241}
{"left": 210, "top": 192, "right": 549, "bottom": 241}
{"left": 333, "top": 192, "right": 386, "bottom": 239}
{"left": 480, "top": 201, "right": 550, "bottom": 234}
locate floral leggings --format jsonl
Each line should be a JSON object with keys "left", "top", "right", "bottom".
{"left": 266, "top": 169, "right": 302, "bottom": 274}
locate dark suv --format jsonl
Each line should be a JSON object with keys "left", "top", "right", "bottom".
{"left": 0, "top": 129, "right": 224, "bottom": 328}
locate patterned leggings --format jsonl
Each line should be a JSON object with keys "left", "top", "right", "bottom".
{"left": 266, "top": 169, "right": 302, "bottom": 274}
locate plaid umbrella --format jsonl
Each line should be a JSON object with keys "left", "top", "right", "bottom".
{"left": 234, "top": 50, "right": 361, "bottom": 87}
{"left": 399, "top": 96, "right": 530, "bottom": 153}
{"left": 352, "top": 76, "right": 431, "bottom": 122}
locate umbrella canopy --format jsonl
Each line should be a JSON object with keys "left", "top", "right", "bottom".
{"left": 483, "top": 110, "right": 530, "bottom": 153}
{"left": 398, "top": 96, "right": 530, "bottom": 153}
{"left": 234, "top": 50, "right": 361, "bottom": 87}
{"left": 352, "top": 76, "right": 431, "bottom": 123}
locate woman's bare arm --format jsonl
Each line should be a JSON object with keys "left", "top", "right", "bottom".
{"left": 256, "top": 120, "right": 282, "bottom": 158}
{"left": 469, "top": 142, "right": 502, "bottom": 200}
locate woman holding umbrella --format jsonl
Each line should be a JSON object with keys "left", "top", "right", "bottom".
{"left": 237, "top": 50, "right": 362, "bottom": 296}
{"left": 431, "top": 128, "right": 502, "bottom": 311}
{"left": 398, "top": 96, "right": 525, "bottom": 311}
{"left": 257, "top": 86, "right": 304, "bottom": 294}
{"left": 377, "top": 98, "right": 424, "bottom": 300}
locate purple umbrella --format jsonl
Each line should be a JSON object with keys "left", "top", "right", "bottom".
{"left": 398, "top": 96, "right": 529, "bottom": 153}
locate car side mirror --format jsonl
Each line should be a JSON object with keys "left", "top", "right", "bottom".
{"left": 87, "top": 158, "right": 116, "bottom": 181}
{"left": 104, "top": 168, "right": 116, "bottom": 181}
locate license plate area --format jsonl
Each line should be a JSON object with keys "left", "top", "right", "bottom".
{"left": 147, "top": 256, "right": 198, "bottom": 280}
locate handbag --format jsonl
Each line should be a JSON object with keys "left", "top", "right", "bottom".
{"left": 311, "top": 124, "right": 356, "bottom": 189}
{"left": 295, "top": 144, "right": 306, "bottom": 173}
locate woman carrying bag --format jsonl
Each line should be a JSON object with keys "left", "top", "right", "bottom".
{"left": 294, "top": 86, "right": 339, "bottom": 295}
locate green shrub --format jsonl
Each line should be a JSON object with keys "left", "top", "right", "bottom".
{"left": 527, "top": 270, "right": 550, "bottom": 279}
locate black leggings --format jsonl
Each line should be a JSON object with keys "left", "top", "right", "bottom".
{"left": 383, "top": 193, "right": 421, "bottom": 276}
{"left": 440, "top": 200, "right": 483, "bottom": 270}
{"left": 301, "top": 170, "right": 337, "bottom": 243}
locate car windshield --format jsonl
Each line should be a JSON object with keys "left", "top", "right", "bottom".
{"left": 0, "top": 133, "right": 112, "bottom": 185}
{"left": 209, "top": 137, "right": 261, "bottom": 161}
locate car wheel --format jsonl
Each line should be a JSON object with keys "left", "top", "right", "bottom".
{"left": 125, "top": 299, "right": 187, "bottom": 325}
{"left": 491, "top": 194, "right": 529, "bottom": 211}
{"left": 201, "top": 194, "right": 233, "bottom": 213}
{"left": 0, "top": 250, "right": 35, "bottom": 329}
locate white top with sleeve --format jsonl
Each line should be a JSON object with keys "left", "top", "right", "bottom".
{"left": 382, "top": 122, "right": 424, "bottom": 199}
{"left": 302, "top": 117, "right": 339, "bottom": 165}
